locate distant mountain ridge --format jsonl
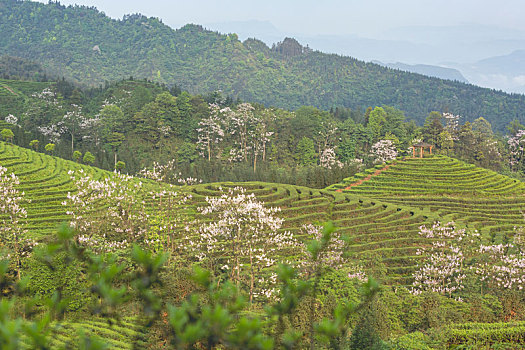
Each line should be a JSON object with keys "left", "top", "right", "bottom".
{"left": 2, "top": 0, "right": 525, "bottom": 131}
{"left": 373, "top": 61, "right": 468, "bottom": 83}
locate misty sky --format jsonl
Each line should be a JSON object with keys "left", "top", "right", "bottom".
{"left": 33, "top": 0, "right": 525, "bottom": 38}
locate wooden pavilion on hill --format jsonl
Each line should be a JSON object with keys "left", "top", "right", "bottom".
{"left": 411, "top": 142, "right": 433, "bottom": 158}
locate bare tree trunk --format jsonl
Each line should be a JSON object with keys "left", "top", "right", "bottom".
{"left": 71, "top": 132, "right": 74, "bottom": 155}
{"left": 253, "top": 155, "right": 257, "bottom": 173}
{"left": 249, "top": 253, "right": 254, "bottom": 305}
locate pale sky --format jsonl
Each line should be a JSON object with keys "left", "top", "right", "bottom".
{"left": 33, "top": 0, "right": 525, "bottom": 38}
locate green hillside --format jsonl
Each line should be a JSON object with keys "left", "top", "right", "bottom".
{"left": 0, "top": 78, "right": 52, "bottom": 119}
{"left": 20, "top": 318, "right": 145, "bottom": 349}
{"left": 4, "top": 143, "right": 525, "bottom": 347}
{"left": 0, "top": 141, "right": 432, "bottom": 284}
{"left": 187, "top": 182, "right": 434, "bottom": 285}
{"left": 0, "top": 141, "right": 109, "bottom": 237}
{"left": 2, "top": 0, "right": 525, "bottom": 129}
{"left": 4, "top": 142, "right": 525, "bottom": 285}
{"left": 329, "top": 155, "right": 525, "bottom": 240}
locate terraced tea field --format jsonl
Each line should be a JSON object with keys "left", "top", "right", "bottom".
{"left": 4, "top": 142, "right": 525, "bottom": 348}
{"left": 3, "top": 143, "right": 525, "bottom": 286}
{"left": 329, "top": 155, "right": 525, "bottom": 244}
{"left": 0, "top": 142, "right": 181, "bottom": 241}
{"left": 20, "top": 318, "right": 145, "bottom": 349}
{"left": 0, "top": 142, "right": 111, "bottom": 238}
{"left": 187, "top": 182, "right": 436, "bottom": 285}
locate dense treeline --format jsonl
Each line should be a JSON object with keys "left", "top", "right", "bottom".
{"left": 1, "top": 0, "right": 525, "bottom": 131}
{"left": 2, "top": 76, "right": 524, "bottom": 188}
{"left": 0, "top": 55, "right": 50, "bottom": 81}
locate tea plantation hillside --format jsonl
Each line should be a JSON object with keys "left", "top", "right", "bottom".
{"left": 4, "top": 142, "right": 525, "bottom": 285}
{"left": 0, "top": 78, "right": 52, "bottom": 119}
{"left": 19, "top": 318, "right": 146, "bottom": 349}
{"left": 0, "top": 141, "right": 437, "bottom": 285}
{"left": 329, "top": 155, "right": 525, "bottom": 242}
{"left": 0, "top": 141, "right": 110, "bottom": 238}
{"left": 187, "top": 182, "right": 436, "bottom": 285}
{"left": 4, "top": 142, "right": 525, "bottom": 348}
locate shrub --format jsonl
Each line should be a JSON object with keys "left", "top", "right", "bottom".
{"left": 73, "top": 150, "right": 82, "bottom": 163}
{"left": 44, "top": 143, "right": 55, "bottom": 154}
{"left": 1, "top": 129, "right": 14, "bottom": 143}
{"left": 83, "top": 151, "right": 95, "bottom": 164}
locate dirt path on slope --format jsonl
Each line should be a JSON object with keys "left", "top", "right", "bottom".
{"left": 336, "top": 162, "right": 395, "bottom": 192}
{"left": 1, "top": 84, "right": 17, "bottom": 95}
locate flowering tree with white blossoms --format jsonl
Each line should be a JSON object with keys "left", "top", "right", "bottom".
{"left": 443, "top": 112, "right": 461, "bottom": 140}
{"left": 188, "top": 186, "right": 299, "bottom": 303}
{"left": 63, "top": 170, "right": 150, "bottom": 253}
{"left": 412, "top": 222, "right": 472, "bottom": 297}
{"left": 508, "top": 129, "right": 525, "bottom": 171}
{"left": 0, "top": 166, "right": 35, "bottom": 280}
{"left": 227, "top": 103, "right": 258, "bottom": 163}
{"left": 413, "top": 221, "right": 525, "bottom": 297}
{"left": 196, "top": 104, "right": 226, "bottom": 161}
{"left": 319, "top": 147, "right": 343, "bottom": 169}
{"left": 299, "top": 224, "right": 345, "bottom": 273}
{"left": 5, "top": 115, "right": 18, "bottom": 126}
{"left": 315, "top": 122, "right": 338, "bottom": 160}
{"left": 37, "top": 123, "right": 64, "bottom": 144}
{"left": 370, "top": 139, "right": 397, "bottom": 164}
{"left": 476, "top": 227, "right": 525, "bottom": 291}
{"left": 61, "top": 104, "right": 89, "bottom": 154}
{"left": 139, "top": 160, "right": 202, "bottom": 186}
{"left": 250, "top": 120, "right": 274, "bottom": 172}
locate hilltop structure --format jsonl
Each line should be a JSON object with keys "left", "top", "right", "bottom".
{"left": 411, "top": 142, "right": 433, "bottom": 158}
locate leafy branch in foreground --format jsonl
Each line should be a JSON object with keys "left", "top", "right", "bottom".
{"left": 0, "top": 222, "right": 378, "bottom": 349}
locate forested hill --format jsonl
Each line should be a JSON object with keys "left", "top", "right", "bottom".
{"left": 2, "top": 1, "right": 525, "bottom": 130}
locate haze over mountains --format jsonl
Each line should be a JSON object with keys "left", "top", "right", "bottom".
{"left": 3, "top": 0, "right": 525, "bottom": 131}
{"left": 207, "top": 20, "right": 525, "bottom": 94}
